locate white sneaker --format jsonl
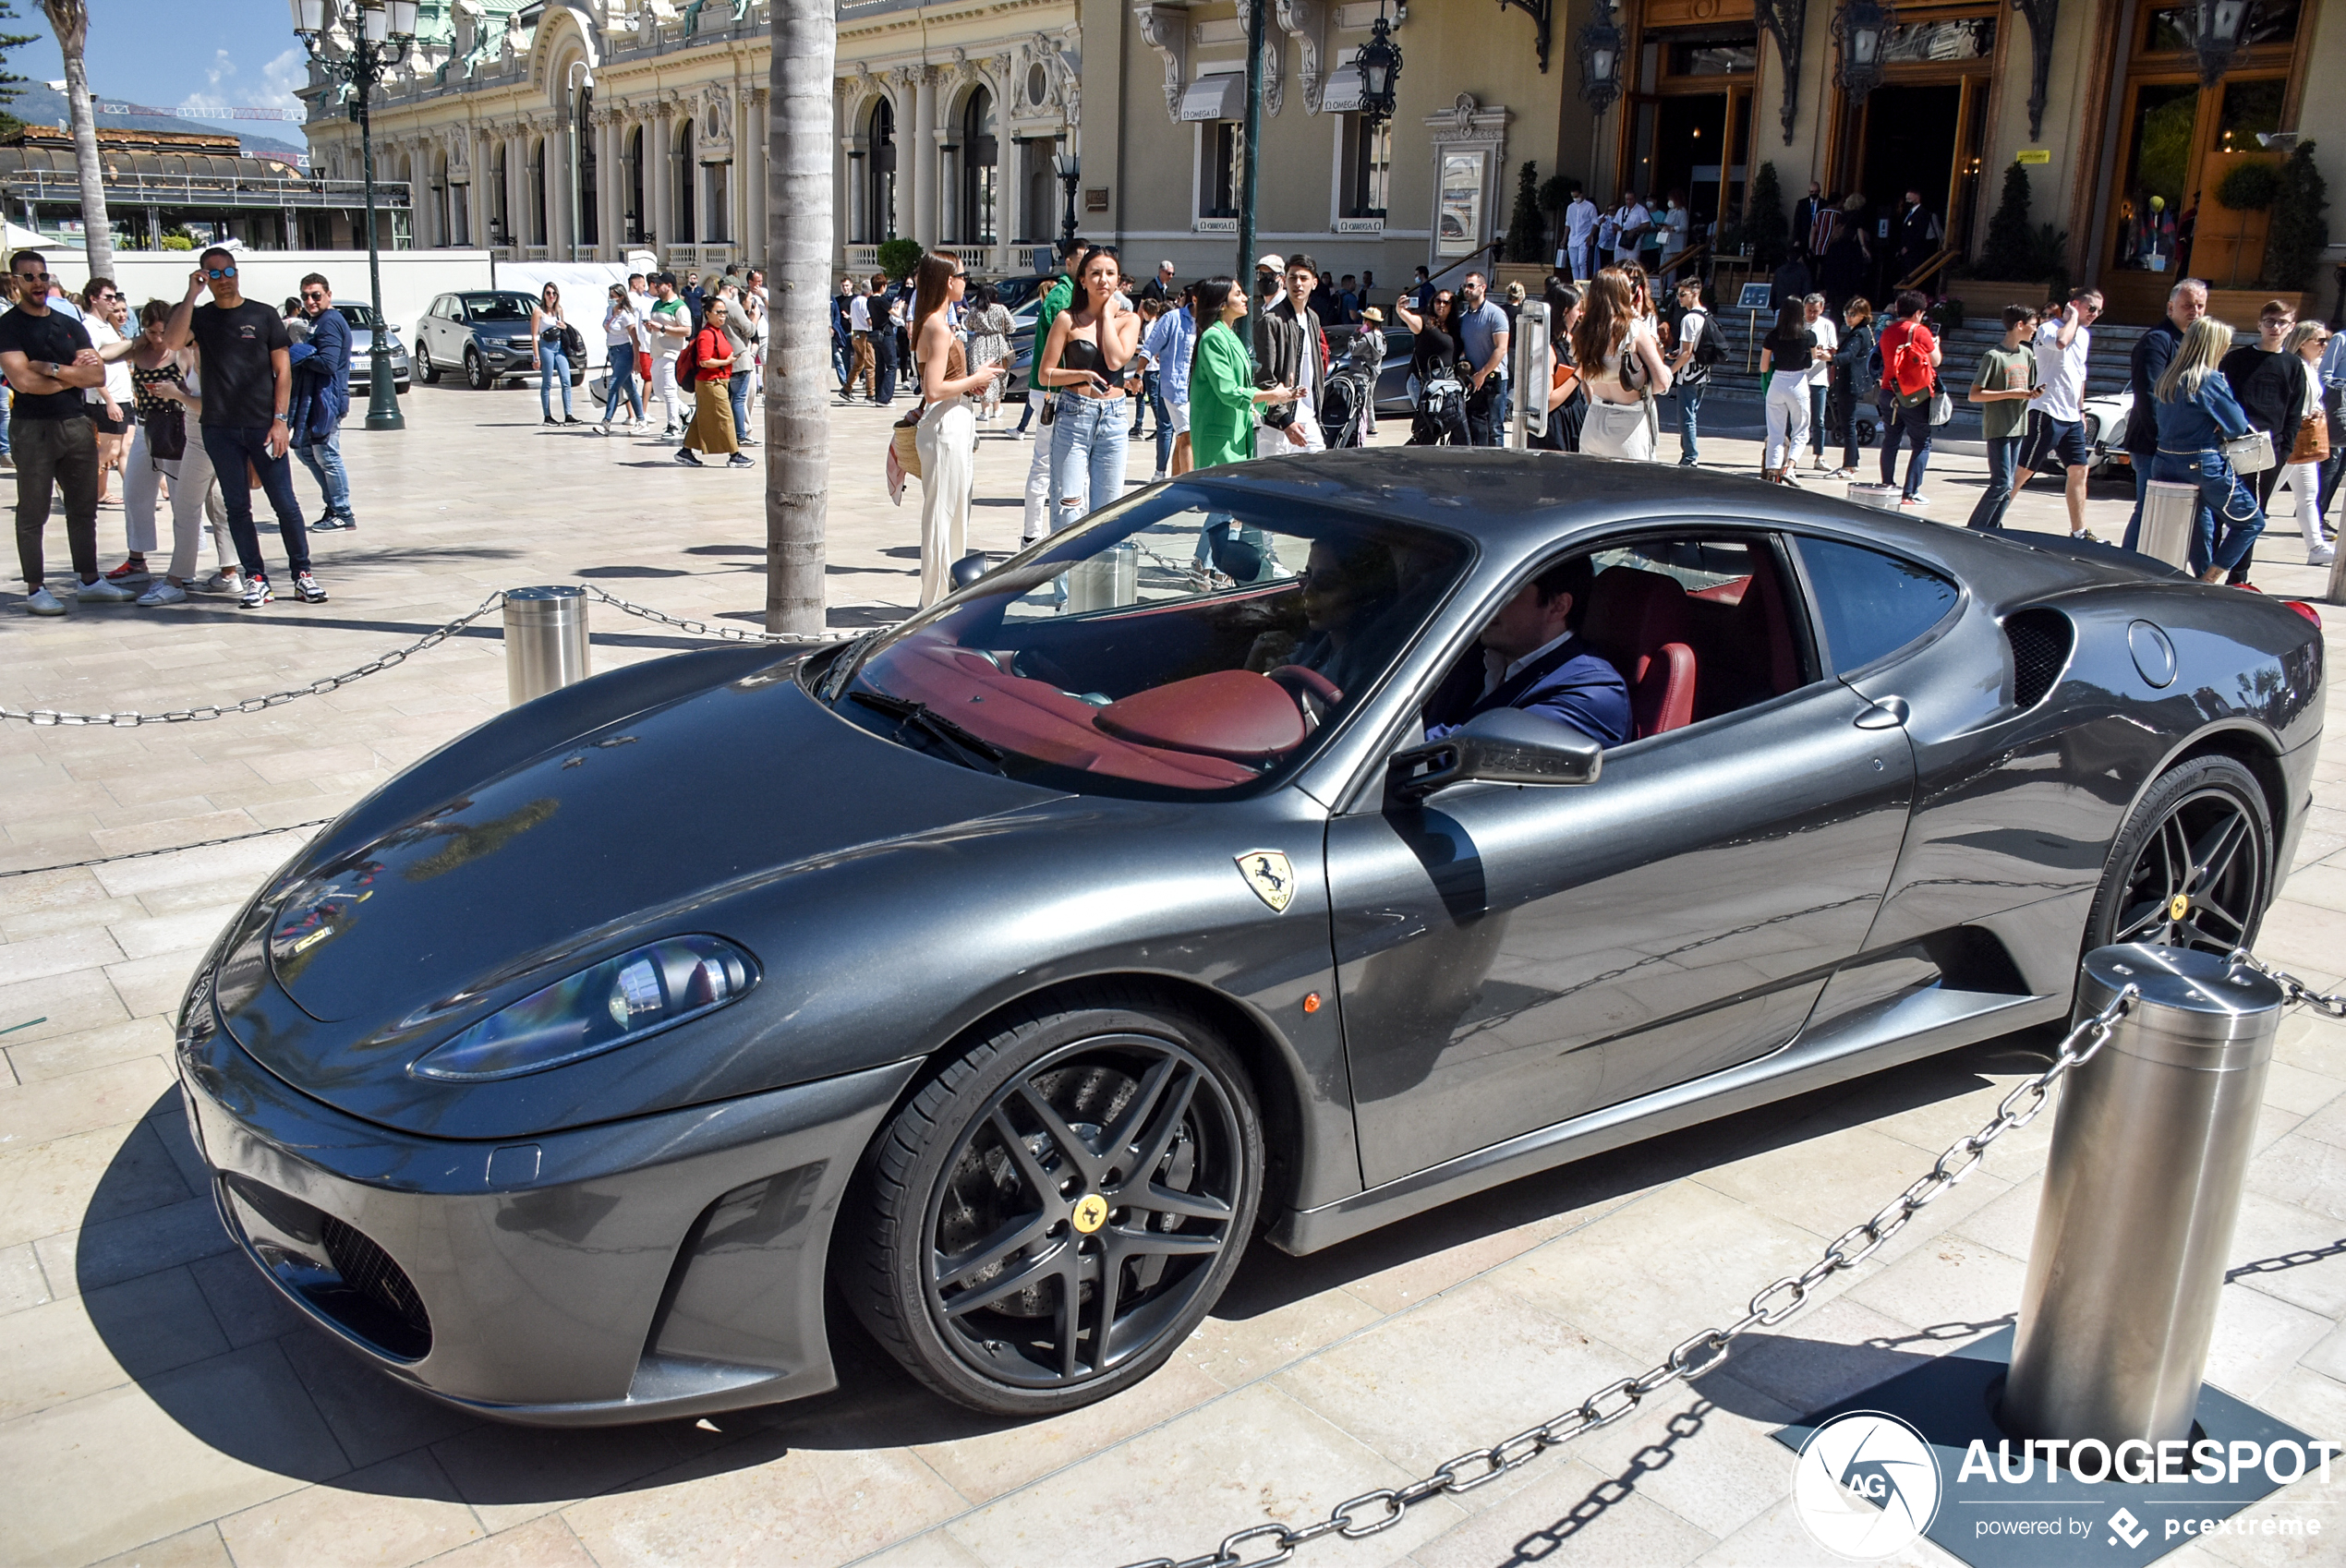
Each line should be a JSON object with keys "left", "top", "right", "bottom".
{"left": 1900, "top": 493, "right": 1932, "bottom": 508}
{"left": 74, "top": 577, "right": 136, "bottom": 602}
{"left": 1151, "top": 471, "right": 1168, "bottom": 483}
{"left": 136, "top": 579, "right": 187, "bottom": 606}
{"left": 2310, "top": 549, "right": 2337, "bottom": 567}
{"left": 196, "top": 570, "right": 240, "bottom": 596}
{"left": 22, "top": 585, "right": 64, "bottom": 615}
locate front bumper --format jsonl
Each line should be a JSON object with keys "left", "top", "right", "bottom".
{"left": 177, "top": 991, "right": 917, "bottom": 1426}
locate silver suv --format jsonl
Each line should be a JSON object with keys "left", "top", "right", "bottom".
{"left": 413, "top": 290, "right": 582, "bottom": 391}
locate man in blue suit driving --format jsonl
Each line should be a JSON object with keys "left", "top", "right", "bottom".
{"left": 1423, "top": 556, "right": 1631, "bottom": 747}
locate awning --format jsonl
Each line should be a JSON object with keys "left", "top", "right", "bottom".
{"left": 1319, "top": 69, "right": 1365, "bottom": 115}
{"left": 1179, "top": 74, "right": 1244, "bottom": 122}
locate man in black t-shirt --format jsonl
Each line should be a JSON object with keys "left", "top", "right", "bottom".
{"left": 0, "top": 248, "right": 129, "bottom": 614}
{"left": 163, "top": 247, "right": 323, "bottom": 607}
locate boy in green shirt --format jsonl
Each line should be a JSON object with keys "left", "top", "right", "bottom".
{"left": 1965, "top": 305, "right": 2044, "bottom": 531}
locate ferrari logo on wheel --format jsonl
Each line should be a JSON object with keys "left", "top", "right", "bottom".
{"left": 1237, "top": 850, "right": 1296, "bottom": 913}
{"left": 2171, "top": 893, "right": 2191, "bottom": 922}
{"left": 1071, "top": 1194, "right": 1108, "bottom": 1234}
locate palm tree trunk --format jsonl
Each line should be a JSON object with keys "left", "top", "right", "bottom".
{"left": 41, "top": 1, "right": 113, "bottom": 278}
{"left": 763, "top": 0, "right": 832, "bottom": 636}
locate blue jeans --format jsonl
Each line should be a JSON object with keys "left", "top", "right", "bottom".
{"left": 292, "top": 427, "right": 351, "bottom": 521}
{"left": 602, "top": 350, "right": 643, "bottom": 422}
{"left": 1808, "top": 383, "right": 1828, "bottom": 457}
{"left": 831, "top": 335, "right": 851, "bottom": 390}
{"left": 730, "top": 369, "right": 753, "bottom": 445}
{"left": 2151, "top": 450, "right": 2265, "bottom": 574}
{"left": 1880, "top": 395, "right": 1933, "bottom": 499}
{"left": 1966, "top": 436, "right": 2021, "bottom": 530}
{"left": 2122, "top": 460, "right": 2153, "bottom": 550}
{"left": 539, "top": 346, "right": 573, "bottom": 418}
{"left": 1675, "top": 380, "right": 1704, "bottom": 463}
{"left": 0, "top": 383, "right": 13, "bottom": 457}
{"left": 1049, "top": 393, "right": 1129, "bottom": 526}
{"left": 200, "top": 424, "right": 309, "bottom": 579}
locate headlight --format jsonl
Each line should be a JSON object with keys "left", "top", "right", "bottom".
{"left": 410, "top": 935, "right": 756, "bottom": 1081}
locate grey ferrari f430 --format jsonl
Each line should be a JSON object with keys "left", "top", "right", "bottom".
{"left": 175, "top": 452, "right": 2324, "bottom": 1425}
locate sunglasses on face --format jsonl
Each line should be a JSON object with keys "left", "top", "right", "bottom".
{"left": 14, "top": 270, "right": 48, "bottom": 282}
{"left": 301, "top": 290, "right": 326, "bottom": 301}
{"left": 207, "top": 267, "right": 236, "bottom": 279}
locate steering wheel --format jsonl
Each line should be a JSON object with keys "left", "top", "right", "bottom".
{"left": 1265, "top": 665, "right": 1344, "bottom": 729}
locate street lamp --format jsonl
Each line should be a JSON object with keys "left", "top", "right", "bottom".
{"left": 290, "top": 0, "right": 416, "bottom": 432}
{"left": 2191, "top": 0, "right": 2250, "bottom": 83}
{"left": 1832, "top": 0, "right": 1896, "bottom": 105}
{"left": 1575, "top": 3, "right": 1626, "bottom": 113}
{"left": 1052, "top": 143, "right": 1080, "bottom": 245}
{"left": 1353, "top": 12, "right": 1402, "bottom": 126}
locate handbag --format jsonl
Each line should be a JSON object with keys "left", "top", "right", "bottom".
{"left": 2222, "top": 428, "right": 2276, "bottom": 475}
{"left": 560, "top": 321, "right": 586, "bottom": 360}
{"left": 142, "top": 403, "right": 186, "bottom": 463}
{"left": 2288, "top": 416, "right": 2329, "bottom": 464}
{"left": 890, "top": 411, "right": 924, "bottom": 480}
{"left": 1929, "top": 388, "right": 1953, "bottom": 426}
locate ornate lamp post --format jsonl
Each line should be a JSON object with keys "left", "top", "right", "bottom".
{"left": 290, "top": 0, "right": 416, "bottom": 432}
{"left": 1353, "top": 12, "right": 1402, "bottom": 126}
{"left": 1576, "top": 2, "right": 1626, "bottom": 114}
{"left": 1052, "top": 141, "right": 1080, "bottom": 245}
{"left": 1832, "top": 0, "right": 1895, "bottom": 105}
{"left": 2191, "top": 0, "right": 2249, "bottom": 83}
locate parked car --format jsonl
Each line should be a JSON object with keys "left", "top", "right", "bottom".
{"left": 327, "top": 303, "right": 410, "bottom": 396}
{"left": 2031, "top": 390, "right": 2134, "bottom": 478}
{"left": 412, "top": 291, "right": 582, "bottom": 391}
{"left": 177, "top": 452, "right": 2321, "bottom": 1428}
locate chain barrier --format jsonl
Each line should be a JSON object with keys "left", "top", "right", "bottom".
{"left": 2229, "top": 949, "right": 2346, "bottom": 1019}
{"left": 0, "top": 818, "right": 336, "bottom": 881}
{"left": 1118, "top": 983, "right": 2146, "bottom": 1568}
{"left": 0, "top": 588, "right": 886, "bottom": 730}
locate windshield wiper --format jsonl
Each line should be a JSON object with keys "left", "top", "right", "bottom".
{"left": 848, "top": 690, "right": 1007, "bottom": 772}
{"left": 818, "top": 629, "right": 889, "bottom": 702}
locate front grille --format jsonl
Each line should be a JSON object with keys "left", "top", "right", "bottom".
{"left": 2004, "top": 608, "right": 2074, "bottom": 709}
{"left": 320, "top": 1214, "right": 433, "bottom": 1359}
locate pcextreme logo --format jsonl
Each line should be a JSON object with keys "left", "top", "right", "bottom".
{"left": 1793, "top": 1411, "right": 1942, "bottom": 1559}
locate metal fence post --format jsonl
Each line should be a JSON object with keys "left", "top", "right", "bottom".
{"left": 2001, "top": 944, "right": 2285, "bottom": 1447}
{"left": 1847, "top": 483, "right": 1902, "bottom": 512}
{"left": 503, "top": 585, "right": 591, "bottom": 706}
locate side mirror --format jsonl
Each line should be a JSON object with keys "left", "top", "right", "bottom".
{"left": 949, "top": 550, "right": 994, "bottom": 592}
{"left": 1386, "top": 708, "right": 1603, "bottom": 805}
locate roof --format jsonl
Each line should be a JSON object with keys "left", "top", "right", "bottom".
{"left": 6, "top": 124, "right": 245, "bottom": 156}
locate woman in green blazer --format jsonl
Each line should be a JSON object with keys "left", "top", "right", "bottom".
{"left": 1187, "top": 275, "right": 1297, "bottom": 470}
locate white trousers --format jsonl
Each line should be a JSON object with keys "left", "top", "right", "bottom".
{"left": 1022, "top": 416, "right": 1054, "bottom": 543}
{"left": 1255, "top": 404, "right": 1326, "bottom": 459}
{"left": 652, "top": 352, "right": 686, "bottom": 430}
{"left": 1764, "top": 376, "right": 1812, "bottom": 472}
{"left": 916, "top": 398, "right": 975, "bottom": 607}
{"left": 2274, "top": 459, "right": 2328, "bottom": 553}
{"left": 122, "top": 421, "right": 221, "bottom": 583}
{"left": 1581, "top": 397, "right": 1655, "bottom": 461}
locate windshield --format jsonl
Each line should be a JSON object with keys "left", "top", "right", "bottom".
{"left": 461, "top": 294, "right": 534, "bottom": 322}
{"left": 809, "top": 485, "right": 1470, "bottom": 798}
{"left": 333, "top": 304, "right": 380, "bottom": 329}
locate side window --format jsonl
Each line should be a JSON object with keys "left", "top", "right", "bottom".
{"left": 1793, "top": 536, "right": 1958, "bottom": 674}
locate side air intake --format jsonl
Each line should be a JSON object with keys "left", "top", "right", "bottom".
{"left": 2003, "top": 608, "right": 2074, "bottom": 710}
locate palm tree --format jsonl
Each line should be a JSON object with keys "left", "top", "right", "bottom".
{"left": 764, "top": 0, "right": 831, "bottom": 635}
{"left": 38, "top": 0, "right": 110, "bottom": 276}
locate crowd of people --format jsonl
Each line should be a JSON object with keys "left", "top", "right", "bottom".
{"left": 590, "top": 265, "right": 768, "bottom": 462}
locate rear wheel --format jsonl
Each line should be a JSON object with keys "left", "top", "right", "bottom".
{"left": 2086, "top": 754, "right": 2274, "bottom": 958}
{"left": 847, "top": 986, "right": 1263, "bottom": 1417}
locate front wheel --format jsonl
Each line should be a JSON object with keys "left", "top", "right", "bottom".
{"left": 464, "top": 346, "right": 490, "bottom": 391}
{"left": 846, "top": 986, "right": 1264, "bottom": 1417}
{"left": 417, "top": 342, "right": 440, "bottom": 383}
{"left": 2085, "top": 754, "right": 2274, "bottom": 959}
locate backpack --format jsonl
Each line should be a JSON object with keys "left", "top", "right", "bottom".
{"left": 1689, "top": 311, "right": 1723, "bottom": 367}
{"left": 675, "top": 333, "right": 697, "bottom": 391}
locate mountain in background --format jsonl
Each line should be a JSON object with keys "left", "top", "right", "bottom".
{"left": 5, "top": 82, "right": 309, "bottom": 166}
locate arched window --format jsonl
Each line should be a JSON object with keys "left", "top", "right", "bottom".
{"left": 960, "top": 88, "right": 998, "bottom": 246}
{"left": 674, "top": 119, "right": 695, "bottom": 243}
{"left": 868, "top": 97, "right": 896, "bottom": 241}
{"left": 626, "top": 125, "right": 645, "bottom": 241}
{"left": 576, "top": 84, "right": 598, "bottom": 247}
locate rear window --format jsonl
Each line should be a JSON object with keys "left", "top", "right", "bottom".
{"left": 1794, "top": 536, "right": 1958, "bottom": 672}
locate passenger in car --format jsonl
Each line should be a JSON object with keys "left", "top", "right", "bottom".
{"left": 1422, "top": 557, "right": 1631, "bottom": 746}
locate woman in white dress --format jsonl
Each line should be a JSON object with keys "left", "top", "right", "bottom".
{"left": 1572, "top": 268, "right": 1673, "bottom": 460}
{"left": 911, "top": 252, "right": 1004, "bottom": 606}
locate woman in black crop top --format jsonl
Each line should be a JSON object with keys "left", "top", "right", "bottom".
{"left": 1037, "top": 247, "right": 1143, "bottom": 531}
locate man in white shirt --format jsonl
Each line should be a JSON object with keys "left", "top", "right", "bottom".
{"left": 2021, "top": 286, "right": 2103, "bottom": 539}
{"left": 1563, "top": 187, "right": 1599, "bottom": 283}
{"left": 1614, "top": 195, "right": 1650, "bottom": 268}
{"left": 1659, "top": 191, "right": 1691, "bottom": 283}
{"left": 1802, "top": 292, "right": 1838, "bottom": 474}
{"left": 1595, "top": 205, "right": 1620, "bottom": 270}
{"left": 845, "top": 282, "right": 876, "bottom": 401}
{"left": 1666, "top": 278, "right": 1710, "bottom": 467}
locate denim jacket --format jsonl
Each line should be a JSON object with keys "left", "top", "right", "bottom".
{"left": 2153, "top": 374, "right": 2252, "bottom": 454}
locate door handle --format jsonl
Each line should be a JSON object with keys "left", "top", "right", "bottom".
{"left": 1854, "top": 696, "right": 1910, "bottom": 730}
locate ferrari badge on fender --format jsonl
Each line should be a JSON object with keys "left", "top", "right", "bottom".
{"left": 1237, "top": 850, "right": 1295, "bottom": 913}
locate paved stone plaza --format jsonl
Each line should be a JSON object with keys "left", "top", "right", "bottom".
{"left": 2, "top": 384, "right": 2343, "bottom": 1568}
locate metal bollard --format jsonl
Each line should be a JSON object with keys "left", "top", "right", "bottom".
{"left": 1847, "top": 482, "right": 1902, "bottom": 512}
{"left": 1065, "top": 539, "right": 1140, "bottom": 613}
{"left": 504, "top": 585, "right": 591, "bottom": 707}
{"left": 2328, "top": 535, "right": 2346, "bottom": 607}
{"left": 2138, "top": 480, "right": 2201, "bottom": 572}
{"left": 2001, "top": 944, "right": 2285, "bottom": 1447}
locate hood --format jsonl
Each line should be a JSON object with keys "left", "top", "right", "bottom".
{"left": 260, "top": 673, "right": 1053, "bottom": 1045}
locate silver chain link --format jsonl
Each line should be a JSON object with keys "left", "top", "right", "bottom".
{"left": 2230, "top": 948, "right": 2346, "bottom": 1019}
{"left": 1, "top": 590, "right": 512, "bottom": 727}
{"left": 1118, "top": 982, "right": 2144, "bottom": 1568}
{"left": 580, "top": 585, "right": 889, "bottom": 645}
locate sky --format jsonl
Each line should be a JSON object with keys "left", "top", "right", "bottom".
{"left": 6, "top": 0, "right": 310, "bottom": 119}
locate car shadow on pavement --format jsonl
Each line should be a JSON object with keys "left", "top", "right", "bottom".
{"left": 77, "top": 1025, "right": 2064, "bottom": 1508}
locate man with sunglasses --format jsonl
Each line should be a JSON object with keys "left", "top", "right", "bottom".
{"left": 0, "top": 249, "right": 125, "bottom": 613}
{"left": 163, "top": 247, "right": 326, "bottom": 606}
{"left": 292, "top": 273, "right": 355, "bottom": 532}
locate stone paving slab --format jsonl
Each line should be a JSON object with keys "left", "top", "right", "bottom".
{"left": 0, "top": 380, "right": 2342, "bottom": 1567}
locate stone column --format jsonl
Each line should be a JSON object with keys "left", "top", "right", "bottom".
{"left": 597, "top": 115, "right": 619, "bottom": 259}
{"left": 647, "top": 112, "right": 671, "bottom": 259}
{"left": 507, "top": 128, "right": 527, "bottom": 247}
{"left": 748, "top": 90, "right": 769, "bottom": 271}
{"left": 911, "top": 66, "right": 937, "bottom": 250}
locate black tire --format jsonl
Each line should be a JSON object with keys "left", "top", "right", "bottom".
{"left": 464, "top": 346, "right": 490, "bottom": 391}
{"left": 417, "top": 343, "right": 440, "bottom": 384}
{"left": 2085, "top": 754, "right": 2274, "bottom": 958}
{"left": 847, "top": 984, "right": 1263, "bottom": 1417}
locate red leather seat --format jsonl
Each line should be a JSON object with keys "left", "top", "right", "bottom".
{"left": 1582, "top": 566, "right": 1699, "bottom": 740}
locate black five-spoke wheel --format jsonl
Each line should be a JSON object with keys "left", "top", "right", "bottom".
{"left": 2088, "top": 754, "right": 2273, "bottom": 959}
{"left": 850, "top": 988, "right": 1262, "bottom": 1416}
